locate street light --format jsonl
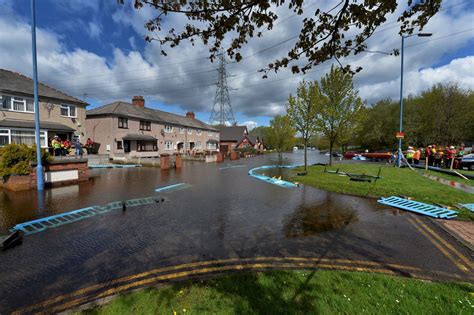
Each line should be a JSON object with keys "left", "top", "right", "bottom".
{"left": 397, "top": 32, "right": 432, "bottom": 167}
{"left": 31, "top": 0, "right": 44, "bottom": 190}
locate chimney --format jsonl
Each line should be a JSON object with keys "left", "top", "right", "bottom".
{"left": 132, "top": 95, "right": 145, "bottom": 107}
{"left": 186, "top": 111, "right": 195, "bottom": 119}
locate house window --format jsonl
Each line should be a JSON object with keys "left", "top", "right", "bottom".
{"left": 0, "top": 95, "right": 35, "bottom": 113}
{"left": 187, "top": 128, "right": 192, "bottom": 135}
{"left": 207, "top": 142, "right": 217, "bottom": 150}
{"left": 179, "top": 127, "right": 184, "bottom": 134}
{"left": 2, "top": 129, "right": 47, "bottom": 147}
{"left": 196, "top": 141, "right": 201, "bottom": 149}
{"left": 0, "top": 130, "right": 9, "bottom": 146}
{"left": 118, "top": 117, "right": 128, "bottom": 129}
{"left": 117, "top": 141, "right": 123, "bottom": 150}
{"left": 164, "top": 140, "right": 173, "bottom": 150}
{"left": 140, "top": 120, "right": 151, "bottom": 131}
{"left": 196, "top": 129, "right": 202, "bottom": 135}
{"left": 137, "top": 141, "right": 158, "bottom": 152}
{"left": 164, "top": 125, "right": 173, "bottom": 133}
{"left": 60, "top": 104, "right": 77, "bottom": 118}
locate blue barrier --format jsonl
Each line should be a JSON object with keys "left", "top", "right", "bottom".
{"left": 219, "top": 164, "right": 246, "bottom": 170}
{"left": 378, "top": 196, "right": 458, "bottom": 219}
{"left": 248, "top": 165, "right": 300, "bottom": 188}
{"left": 155, "top": 183, "right": 192, "bottom": 193}
{"left": 10, "top": 196, "right": 161, "bottom": 235}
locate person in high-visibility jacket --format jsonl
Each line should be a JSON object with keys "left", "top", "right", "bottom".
{"left": 430, "top": 145, "right": 437, "bottom": 166}
{"left": 406, "top": 146, "right": 415, "bottom": 164}
{"left": 413, "top": 148, "right": 421, "bottom": 165}
{"left": 51, "top": 136, "right": 62, "bottom": 156}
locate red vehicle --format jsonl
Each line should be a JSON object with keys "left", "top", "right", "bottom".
{"left": 344, "top": 151, "right": 392, "bottom": 160}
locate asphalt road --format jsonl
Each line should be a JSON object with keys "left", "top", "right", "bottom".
{"left": 0, "top": 152, "right": 472, "bottom": 313}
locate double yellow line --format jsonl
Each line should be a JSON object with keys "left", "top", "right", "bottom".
{"left": 16, "top": 256, "right": 423, "bottom": 314}
{"left": 408, "top": 216, "right": 473, "bottom": 273}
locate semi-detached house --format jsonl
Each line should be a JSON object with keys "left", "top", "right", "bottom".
{"left": 0, "top": 69, "right": 88, "bottom": 148}
{"left": 85, "top": 96, "right": 219, "bottom": 158}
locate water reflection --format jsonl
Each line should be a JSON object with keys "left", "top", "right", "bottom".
{"left": 283, "top": 197, "right": 358, "bottom": 237}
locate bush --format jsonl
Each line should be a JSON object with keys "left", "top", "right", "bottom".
{"left": 0, "top": 144, "right": 51, "bottom": 178}
{"left": 234, "top": 147, "right": 257, "bottom": 155}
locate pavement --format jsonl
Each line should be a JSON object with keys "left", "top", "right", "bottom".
{"left": 440, "top": 220, "right": 474, "bottom": 250}
{"left": 0, "top": 152, "right": 472, "bottom": 313}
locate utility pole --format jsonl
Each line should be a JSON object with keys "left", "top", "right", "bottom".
{"left": 31, "top": 0, "right": 44, "bottom": 190}
{"left": 209, "top": 51, "right": 236, "bottom": 125}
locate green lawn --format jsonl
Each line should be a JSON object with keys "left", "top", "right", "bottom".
{"left": 79, "top": 270, "right": 473, "bottom": 314}
{"left": 420, "top": 169, "right": 473, "bottom": 187}
{"left": 292, "top": 163, "right": 474, "bottom": 221}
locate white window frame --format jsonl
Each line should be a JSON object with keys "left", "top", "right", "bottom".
{"left": 196, "top": 141, "right": 202, "bottom": 149}
{"left": 60, "top": 104, "right": 77, "bottom": 118}
{"left": 164, "top": 140, "right": 173, "bottom": 150}
{"left": 187, "top": 128, "right": 192, "bottom": 135}
{"left": 0, "top": 94, "right": 35, "bottom": 113}
{"left": 0, "top": 128, "right": 48, "bottom": 148}
{"left": 179, "top": 127, "right": 185, "bottom": 134}
{"left": 207, "top": 142, "right": 217, "bottom": 150}
{"left": 164, "top": 125, "right": 173, "bottom": 133}
{"left": 196, "top": 129, "right": 202, "bottom": 135}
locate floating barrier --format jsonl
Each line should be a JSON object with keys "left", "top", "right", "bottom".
{"left": 378, "top": 196, "right": 458, "bottom": 219}
{"left": 219, "top": 164, "right": 246, "bottom": 170}
{"left": 155, "top": 183, "right": 192, "bottom": 193}
{"left": 459, "top": 204, "right": 474, "bottom": 212}
{"left": 10, "top": 196, "right": 162, "bottom": 235}
{"left": 89, "top": 164, "right": 142, "bottom": 169}
{"left": 248, "top": 165, "right": 300, "bottom": 188}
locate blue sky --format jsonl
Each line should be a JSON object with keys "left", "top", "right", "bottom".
{"left": 1, "top": 0, "right": 473, "bottom": 129}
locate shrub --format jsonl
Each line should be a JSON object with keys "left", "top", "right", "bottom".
{"left": 0, "top": 144, "right": 51, "bottom": 178}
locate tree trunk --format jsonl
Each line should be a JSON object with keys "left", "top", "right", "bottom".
{"left": 304, "top": 139, "right": 308, "bottom": 171}
{"left": 329, "top": 141, "right": 333, "bottom": 166}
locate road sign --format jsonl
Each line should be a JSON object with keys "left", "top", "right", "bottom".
{"left": 396, "top": 132, "right": 405, "bottom": 139}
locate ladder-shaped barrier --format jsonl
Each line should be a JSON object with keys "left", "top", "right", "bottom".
{"left": 378, "top": 196, "right": 458, "bottom": 219}
{"left": 10, "top": 196, "right": 163, "bottom": 235}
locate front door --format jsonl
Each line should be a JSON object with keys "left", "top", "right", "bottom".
{"left": 124, "top": 140, "right": 131, "bottom": 153}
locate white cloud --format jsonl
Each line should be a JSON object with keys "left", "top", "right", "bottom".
{"left": 86, "top": 22, "right": 102, "bottom": 40}
{"left": 0, "top": 1, "right": 472, "bottom": 123}
{"left": 243, "top": 121, "right": 258, "bottom": 130}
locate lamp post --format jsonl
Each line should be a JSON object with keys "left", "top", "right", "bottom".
{"left": 397, "top": 32, "right": 432, "bottom": 167}
{"left": 31, "top": 0, "right": 44, "bottom": 190}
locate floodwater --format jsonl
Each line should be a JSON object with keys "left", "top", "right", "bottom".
{"left": 0, "top": 151, "right": 323, "bottom": 234}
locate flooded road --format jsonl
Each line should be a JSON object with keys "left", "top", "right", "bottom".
{"left": 0, "top": 151, "right": 320, "bottom": 234}
{"left": 0, "top": 151, "right": 472, "bottom": 313}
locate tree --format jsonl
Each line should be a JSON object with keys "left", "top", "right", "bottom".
{"left": 249, "top": 125, "right": 270, "bottom": 146}
{"left": 127, "top": 0, "right": 441, "bottom": 75}
{"left": 317, "top": 66, "right": 363, "bottom": 165}
{"left": 287, "top": 80, "right": 320, "bottom": 170}
{"left": 266, "top": 115, "right": 295, "bottom": 160}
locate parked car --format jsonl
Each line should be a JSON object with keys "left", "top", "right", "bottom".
{"left": 460, "top": 153, "right": 474, "bottom": 170}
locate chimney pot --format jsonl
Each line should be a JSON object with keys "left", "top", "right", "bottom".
{"left": 132, "top": 96, "right": 145, "bottom": 107}
{"left": 186, "top": 111, "right": 195, "bottom": 119}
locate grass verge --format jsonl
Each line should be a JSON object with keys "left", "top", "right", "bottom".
{"left": 292, "top": 163, "right": 474, "bottom": 221}
{"left": 78, "top": 270, "right": 473, "bottom": 314}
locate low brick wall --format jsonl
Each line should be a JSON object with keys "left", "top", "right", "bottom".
{"left": 1, "top": 158, "right": 89, "bottom": 191}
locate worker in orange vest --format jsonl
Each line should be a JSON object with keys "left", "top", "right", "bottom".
{"left": 413, "top": 148, "right": 421, "bottom": 165}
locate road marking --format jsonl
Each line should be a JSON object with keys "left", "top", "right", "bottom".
{"left": 17, "top": 256, "right": 421, "bottom": 313}
{"left": 412, "top": 216, "right": 473, "bottom": 270}
{"left": 408, "top": 217, "right": 469, "bottom": 273}
{"left": 51, "top": 262, "right": 403, "bottom": 313}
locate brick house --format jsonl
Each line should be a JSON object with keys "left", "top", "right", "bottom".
{"left": 217, "top": 125, "right": 264, "bottom": 155}
{"left": 0, "top": 69, "right": 88, "bottom": 148}
{"left": 85, "top": 96, "right": 219, "bottom": 158}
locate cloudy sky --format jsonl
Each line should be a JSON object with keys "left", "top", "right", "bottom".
{"left": 0, "top": 1, "right": 473, "bottom": 129}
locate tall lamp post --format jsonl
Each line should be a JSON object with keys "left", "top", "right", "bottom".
{"left": 397, "top": 32, "right": 432, "bottom": 167}
{"left": 31, "top": 0, "right": 44, "bottom": 190}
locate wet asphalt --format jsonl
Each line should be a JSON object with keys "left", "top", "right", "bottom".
{"left": 0, "top": 152, "right": 472, "bottom": 313}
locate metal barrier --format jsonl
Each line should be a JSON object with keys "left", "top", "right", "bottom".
{"left": 89, "top": 164, "right": 142, "bottom": 169}
{"left": 10, "top": 196, "right": 162, "bottom": 236}
{"left": 378, "top": 196, "right": 458, "bottom": 219}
